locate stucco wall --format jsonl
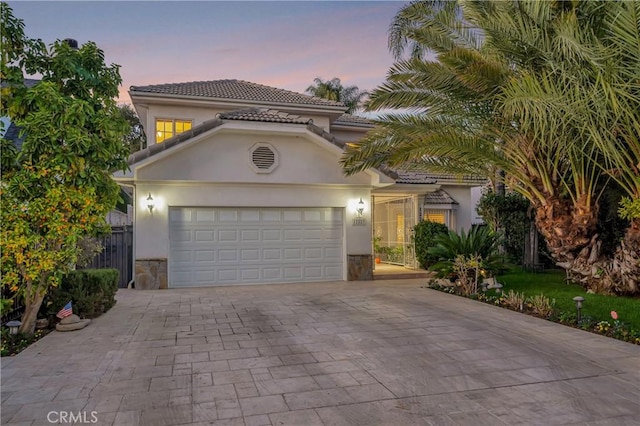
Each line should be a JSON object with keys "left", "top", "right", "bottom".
{"left": 142, "top": 104, "right": 332, "bottom": 145}
{"left": 137, "top": 128, "right": 371, "bottom": 186}
{"left": 443, "top": 185, "right": 483, "bottom": 233}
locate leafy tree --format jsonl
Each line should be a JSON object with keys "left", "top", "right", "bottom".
{"left": 477, "top": 191, "right": 530, "bottom": 264}
{"left": 306, "top": 77, "right": 368, "bottom": 114}
{"left": 1, "top": 3, "right": 129, "bottom": 333}
{"left": 341, "top": 0, "right": 640, "bottom": 294}
{"left": 413, "top": 220, "right": 449, "bottom": 268}
{"left": 118, "top": 103, "right": 146, "bottom": 153}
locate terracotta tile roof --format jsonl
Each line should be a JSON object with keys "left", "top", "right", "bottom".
{"left": 217, "top": 108, "right": 313, "bottom": 124}
{"left": 129, "top": 79, "right": 346, "bottom": 109}
{"left": 394, "top": 170, "right": 486, "bottom": 185}
{"left": 333, "top": 114, "right": 374, "bottom": 127}
{"left": 424, "top": 189, "right": 458, "bottom": 205}
{"left": 128, "top": 118, "right": 224, "bottom": 165}
{"left": 394, "top": 170, "right": 438, "bottom": 184}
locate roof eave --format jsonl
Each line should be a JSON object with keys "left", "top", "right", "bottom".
{"left": 128, "top": 91, "right": 348, "bottom": 115}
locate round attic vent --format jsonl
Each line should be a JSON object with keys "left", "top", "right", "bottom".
{"left": 249, "top": 143, "right": 278, "bottom": 173}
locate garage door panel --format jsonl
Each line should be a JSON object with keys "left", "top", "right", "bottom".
{"left": 195, "top": 230, "right": 215, "bottom": 242}
{"left": 284, "top": 267, "right": 303, "bottom": 279}
{"left": 218, "top": 249, "right": 238, "bottom": 261}
{"left": 242, "top": 269, "right": 260, "bottom": 280}
{"left": 284, "top": 248, "right": 302, "bottom": 260}
{"left": 241, "top": 249, "right": 260, "bottom": 261}
{"left": 324, "top": 247, "right": 342, "bottom": 259}
{"left": 241, "top": 230, "right": 260, "bottom": 241}
{"left": 195, "top": 250, "right": 214, "bottom": 261}
{"left": 263, "top": 248, "right": 282, "bottom": 260}
{"left": 218, "top": 269, "right": 238, "bottom": 281}
{"left": 283, "top": 210, "right": 302, "bottom": 222}
{"left": 261, "top": 210, "right": 281, "bottom": 221}
{"left": 262, "top": 229, "right": 282, "bottom": 241}
{"left": 169, "top": 207, "right": 343, "bottom": 287}
{"left": 240, "top": 209, "right": 260, "bottom": 222}
{"left": 303, "top": 229, "right": 322, "bottom": 240}
{"left": 218, "top": 210, "right": 238, "bottom": 222}
{"left": 218, "top": 230, "right": 238, "bottom": 242}
{"left": 195, "top": 209, "right": 215, "bottom": 222}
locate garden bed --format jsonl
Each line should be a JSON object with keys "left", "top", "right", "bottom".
{"left": 427, "top": 268, "right": 640, "bottom": 345}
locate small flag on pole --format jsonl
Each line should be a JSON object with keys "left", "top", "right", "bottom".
{"left": 56, "top": 301, "right": 73, "bottom": 319}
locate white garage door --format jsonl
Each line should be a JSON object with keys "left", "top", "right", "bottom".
{"left": 169, "top": 207, "right": 344, "bottom": 287}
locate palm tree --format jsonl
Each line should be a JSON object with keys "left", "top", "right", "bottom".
{"left": 341, "top": 0, "right": 640, "bottom": 294}
{"left": 306, "top": 77, "right": 368, "bottom": 114}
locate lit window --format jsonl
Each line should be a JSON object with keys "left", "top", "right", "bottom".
{"left": 423, "top": 210, "right": 446, "bottom": 224}
{"left": 155, "top": 119, "right": 192, "bottom": 143}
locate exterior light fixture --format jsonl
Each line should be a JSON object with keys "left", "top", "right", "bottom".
{"left": 573, "top": 296, "right": 585, "bottom": 324}
{"left": 147, "top": 193, "right": 155, "bottom": 213}
{"left": 356, "top": 198, "right": 365, "bottom": 218}
{"left": 5, "top": 320, "right": 21, "bottom": 335}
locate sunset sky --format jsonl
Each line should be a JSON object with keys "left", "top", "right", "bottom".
{"left": 8, "top": 1, "right": 407, "bottom": 105}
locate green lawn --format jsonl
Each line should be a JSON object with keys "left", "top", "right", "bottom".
{"left": 497, "top": 268, "right": 640, "bottom": 330}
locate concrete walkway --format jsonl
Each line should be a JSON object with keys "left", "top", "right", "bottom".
{"left": 1, "top": 279, "right": 639, "bottom": 426}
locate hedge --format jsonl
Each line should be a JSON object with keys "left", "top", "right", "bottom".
{"left": 43, "top": 269, "right": 119, "bottom": 319}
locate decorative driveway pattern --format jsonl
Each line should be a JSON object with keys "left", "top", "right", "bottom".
{"left": 1, "top": 279, "right": 639, "bottom": 426}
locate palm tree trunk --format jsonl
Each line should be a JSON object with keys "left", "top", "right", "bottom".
{"left": 534, "top": 195, "right": 639, "bottom": 295}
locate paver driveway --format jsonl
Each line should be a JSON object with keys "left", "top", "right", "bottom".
{"left": 2, "top": 279, "right": 639, "bottom": 426}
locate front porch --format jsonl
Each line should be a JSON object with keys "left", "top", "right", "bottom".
{"left": 372, "top": 262, "right": 433, "bottom": 280}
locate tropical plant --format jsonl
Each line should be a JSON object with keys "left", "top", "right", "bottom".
{"left": 413, "top": 220, "right": 450, "bottom": 268}
{"left": 306, "top": 77, "right": 368, "bottom": 114}
{"left": 428, "top": 226, "right": 505, "bottom": 280}
{"left": 0, "top": 4, "right": 129, "bottom": 334}
{"left": 340, "top": 0, "right": 640, "bottom": 294}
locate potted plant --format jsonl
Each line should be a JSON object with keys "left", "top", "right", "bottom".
{"left": 373, "top": 236, "right": 383, "bottom": 264}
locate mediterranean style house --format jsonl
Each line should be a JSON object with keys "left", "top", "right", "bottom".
{"left": 113, "top": 80, "right": 485, "bottom": 289}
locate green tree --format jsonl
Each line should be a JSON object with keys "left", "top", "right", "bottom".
{"left": 1, "top": 3, "right": 129, "bottom": 333}
{"left": 118, "top": 104, "right": 146, "bottom": 153}
{"left": 306, "top": 77, "right": 368, "bottom": 114}
{"left": 341, "top": 0, "right": 640, "bottom": 294}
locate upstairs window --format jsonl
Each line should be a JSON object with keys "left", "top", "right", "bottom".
{"left": 155, "top": 119, "right": 192, "bottom": 143}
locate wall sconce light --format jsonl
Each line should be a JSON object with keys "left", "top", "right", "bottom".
{"left": 5, "top": 320, "right": 21, "bottom": 335}
{"left": 356, "top": 198, "right": 365, "bottom": 218}
{"left": 147, "top": 193, "right": 155, "bottom": 213}
{"left": 573, "top": 296, "right": 585, "bottom": 324}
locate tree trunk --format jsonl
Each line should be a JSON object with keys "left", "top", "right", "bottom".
{"left": 534, "top": 195, "right": 639, "bottom": 295}
{"left": 19, "top": 294, "right": 44, "bottom": 335}
{"left": 18, "top": 276, "right": 47, "bottom": 335}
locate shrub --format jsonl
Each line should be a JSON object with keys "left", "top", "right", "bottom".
{"left": 526, "top": 294, "right": 555, "bottom": 318}
{"left": 414, "top": 220, "right": 449, "bottom": 268}
{"left": 503, "top": 290, "right": 526, "bottom": 311}
{"left": 43, "top": 269, "right": 118, "bottom": 319}
{"left": 428, "top": 226, "right": 506, "bottom": 279}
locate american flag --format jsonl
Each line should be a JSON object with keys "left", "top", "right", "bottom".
{"left": 56, "top": 301, "right": 73, "bottom": 319}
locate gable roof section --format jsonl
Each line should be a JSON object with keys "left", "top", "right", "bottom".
{"left": 333, "top": 114, "right": 374, "bottom": 128}
{"left": 424, "top": 189, "right": 458, "bottom": 205}
{"left": 130, "top": 79, "right": 346, "bottom": 109}
{"left": 126, "top": 107, "right": 398, "bottom": 182}
{"left": 217, "top": 108, "right": 313, "bottom": 124}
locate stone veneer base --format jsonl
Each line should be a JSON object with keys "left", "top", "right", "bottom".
{"left": 135, "top": 258, "right": 167, "bottom": 290}
{"left": 347, "top": 254, "right": 373, "bottom": 281}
